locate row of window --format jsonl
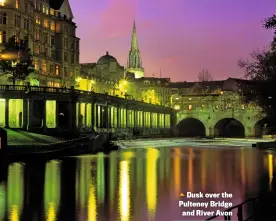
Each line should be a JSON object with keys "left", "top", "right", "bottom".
{"left": 34, "top": 61, "right": 77, "bottom": 78}
{"left": 174, "top": 104, "right": 248, "bottom": 111}
{"left": 34, "top": 28, "right": 78, "bottom": 50}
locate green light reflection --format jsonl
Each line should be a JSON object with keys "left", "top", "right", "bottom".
{"left": 7, "top": 163, "right": 24, "bottom": 221}
{"left": 0, "top": 182, "right": 5, "bottom": 221}
{"left": 44, "top": 160, "right": 61, "bottom": 221}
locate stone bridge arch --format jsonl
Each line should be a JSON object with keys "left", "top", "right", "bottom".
{"left": 177, "top": 117, "right": 206, "bottom": 137}
{"left": 214, "top": 118, "right": 245, "bottom": 138}
{"left": 177, "top": 109, "right": 263, "bottom": 138}
{"left": 211, "top": 112, "right": 262, "bottom": 138}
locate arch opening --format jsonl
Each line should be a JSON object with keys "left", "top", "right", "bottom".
{"left": 214, "top": 118, "right": 245, "bottom": 138}
{"left": 58, "top": 101, "right": 70, "bottom": 129}
{"left": 253, "top": 118, "right": 276, "bottom": 137}
{"left": 177, "top": 118, "right": 206, "bottom": 137}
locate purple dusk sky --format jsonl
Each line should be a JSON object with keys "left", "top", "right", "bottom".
{"left": 70, "top": 0, "right": 276, "bottom": 82}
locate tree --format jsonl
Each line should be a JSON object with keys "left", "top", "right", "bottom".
{"left": 238, "top": 15, "right": 276, "bottom": 133}
{"left": 264, "top": 15, "right": 276, "bottom": 51}
{"left": 0, "top": 36, "right": 34, "bottom": 85}
{"left": 198, "top": 69, "right": 213, "bottom": 82}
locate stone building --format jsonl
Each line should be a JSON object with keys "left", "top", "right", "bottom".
{"left": 0, "top": 0, "right": 80, "bottom": 87}
{"left": 123, "top": 73, "right": 171, "bottom": 106}
{"left": 79, "top": 51, "right": 125, "bottom": 95}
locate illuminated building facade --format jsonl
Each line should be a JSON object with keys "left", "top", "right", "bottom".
{"left": 0, "top": 0, "right": 80, "bottom": 87}
{"left": 79, "top": 52, "right": 124, "bottom": 95}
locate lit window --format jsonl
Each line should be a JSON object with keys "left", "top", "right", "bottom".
{"left": 50, "top": 21, "right": 55, "bottom": 31}
{"left": 188, "top": 105, "right": 192, "bottom": 110}
{"left": 16, "top": 0, "right": 19, "bottom": 9}
{"left": 47, "top": 81, "right": 53, "bottom": 87}
{"left": 34, "top": 61, "right": 39, "bottom": 70}
{"left": 0, "top": 31, "right": 6, "bottom": 43}
{"left": 35, "top": 45, "right": 40, "bottom": 54}
{"left": 42, "top": 63, "right": 47, "bottom": 73}
{"left": 35, "top": 15, "right": 40, "bottom": 24}
{"left": 54, "top": 82, "right": 60, "bottom": 88}
{"left": 55, "top": 65, "right": 59, "bottom": 76}
{"left": 174, "top": 104, "right": 180, "bottom": 110}
{"left": 43, "top": 19, "right": 48, "bottom": 28}
{"left": 50, "top": 9, "right": 54, "bottom": 16}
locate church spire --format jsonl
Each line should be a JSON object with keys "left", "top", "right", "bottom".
{"left": 126, "top": 20, "right": 144, "bottom": 78}
{"left": 131, "top": 20, "right": 138, "bottom": 50}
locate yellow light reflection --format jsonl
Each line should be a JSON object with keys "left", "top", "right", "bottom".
{"left": 268, "top": 154, "right": 273, "bottom": 191}
{"left": 188, "top": 148, "right": 193, "bottom": 191}
{"left": 119, "top": 161, "right": 130, "bottom": 221}
{"left": 88, "top": 184, "right": 97, "bottom": 221}
{"left": 173, "top": 148, "right": 181, "bottom": 198}
{"left": 146, "top": 148, "right": 159, "bottom": 221}
{"left": 9, "top": 205, "right": 19, "bottom": 221}
{"left": 46, "top": 202, "right": 56, "bottom": 221}
{"left": 201, "top": 151, "right": 206, "bottom": 191}
{"left": 240, "top": 150, "right": 246, "bottom": 188}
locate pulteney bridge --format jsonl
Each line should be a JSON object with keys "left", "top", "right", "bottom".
{"left": 173, "top": 92, "right": 263, "bottom": 138}
{"left": 0, "top": 85, "right": 174, "bottom": 137}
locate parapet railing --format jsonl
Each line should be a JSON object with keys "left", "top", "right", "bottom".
{"left": 206, "top": 197, "right": 276, "bottom": 221}
{"left": 206, "top": 198, "right": 258, "bottom": 221}
{"left": 0, "top": 84, "right": 173, "bottom": 110}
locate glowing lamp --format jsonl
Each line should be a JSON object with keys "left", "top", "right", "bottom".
{"left": 75, "top": 77, "right": 82, "bottom": 82}
{"left": 0, "top": 51, "right": 19, "bottom": 61}
{"left": 0, "top": 0, "right": 5, "bottom": 6}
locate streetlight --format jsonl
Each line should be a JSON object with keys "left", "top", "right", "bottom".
{"left": 0, "top": 51, "right": 19, "bottom": 61}
{"left": 0, "top": 0, "right": 5, "bottom": 6}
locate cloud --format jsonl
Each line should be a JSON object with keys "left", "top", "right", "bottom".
{"left": 95, "top": 0, "right": 138, "bottom": 39}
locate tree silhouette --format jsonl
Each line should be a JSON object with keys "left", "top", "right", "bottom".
{"left": 238, "top": 15, "right": 276, "bottom": 132}
{"left": 198, "top": 69, "right": 213, "bottom": 82}
{"left": 0, "top": 36, "right": 34, "bottom": 85}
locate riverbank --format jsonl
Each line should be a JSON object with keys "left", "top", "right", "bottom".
{"left": 5, "top": 129, "right": 274, "bottom": 148}
{"left": 6, "top": 129, "right": 65, "bottom": 146}
{"left": 114, "top": 137, "right": 273, "bottom": 148}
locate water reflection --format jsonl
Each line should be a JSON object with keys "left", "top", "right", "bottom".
{"left": 7, "top": 163, "right": 24, "bottom": 221}
{"left": 268, "top": 154, "right": 273, "bottom": 191}
{"left": 75, "top": 156, "right": 98, "bottom": 221}
{"left": 97, "top": 153, "right": 105, "bottom": 204}
{"left": 188, "top": 148, "right": 194, "bottom": 192}
{"left": 119, "top": 160, "right": 130, "bottom": 221}
{"left": 0, "top": 147, "right": 276, "bottom": 221}
{"left": 44, "top": 160, "right": 61, "bottom": 221}
{"left": 146, "top": 148, "right": 159, "bottom": 221}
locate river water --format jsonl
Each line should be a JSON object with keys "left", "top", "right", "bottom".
{"left": 0, "top": 145, "right": 275, "bottom": 221}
